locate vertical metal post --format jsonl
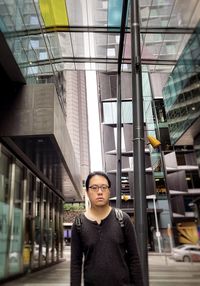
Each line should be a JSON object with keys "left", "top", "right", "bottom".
{"left": 131, "top": 0, "right": 149, "bottom": 285}
{"left": 116, "top": 72, "right": 122, "bottom": 209}
{"left": 153, "top": 196, "right": 162, "bottom": 253}
{"left": 60, "top": 199, "right": 64, "bottom": 258}
{"left": 116, "top": 0, "right": 128, "bottom": 209}
{"left": 22, "top": 168, "right": 28, "bottom": 271}
{"left": 46, "top": 190, "right": 50, "bottom": 263}
{"left": 5, "top": 159, "right": 16, "bottom": 277}
{"left": 39, "top": 182, "right": 44, "bottom": 266}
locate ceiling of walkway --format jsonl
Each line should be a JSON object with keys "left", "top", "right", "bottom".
{"left": 2, "top": 0, "right": 200, "bottom": 79}
{"left": 1, "top": 0, "right": 200, "bottom": 201}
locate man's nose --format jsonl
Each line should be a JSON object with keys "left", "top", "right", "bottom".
{"left": 97, "top": 187, "right": 103, "bottom": 193}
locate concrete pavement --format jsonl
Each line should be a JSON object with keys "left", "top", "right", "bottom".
{"left": 149, "top": 254, "right": 200, "bottom": 285}
{"left": 2, "top": 247, "right": 200, "bottom": 286}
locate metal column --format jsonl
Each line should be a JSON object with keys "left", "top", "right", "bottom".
{"left": 116, "top": 0, "right": 128, "bottom": 209}
{"left": 116, "top": 72, "right": 122, "bottom": 209}
{"left": 131, "top": 0, "right": 149, "bottom": 285}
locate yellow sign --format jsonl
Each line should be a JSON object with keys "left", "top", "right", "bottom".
{"left": 23, "top": 245, "right": 31, "bottom": 265}
{"left": 177, "top": 222, "right": 199, "bottom": 244}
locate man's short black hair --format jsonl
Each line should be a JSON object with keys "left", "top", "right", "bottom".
{"left": 85, "top": 171, "right": 111, "bottom": 191}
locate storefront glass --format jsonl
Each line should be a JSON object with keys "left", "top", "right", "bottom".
{"left": 8, "top": 163, "right": 23, "bottom": 275}
{"left": 0, "top": 152, "right": 11, "bottom": 279}
{"left": 0, "top": 145, "right": 64, "bottom": 282}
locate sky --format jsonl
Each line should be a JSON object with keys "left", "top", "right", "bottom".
{"left": 86, "top": 71, "right": 103, "bottom": 171}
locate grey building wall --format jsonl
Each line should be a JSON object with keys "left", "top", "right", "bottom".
{"left": 0, "top": 83, "right": 83, "bottom": 200}
{"left": 64, "top": 70, "right": 90, "bottom": 183}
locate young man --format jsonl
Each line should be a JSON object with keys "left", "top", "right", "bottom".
{"left": 70, "top": 171, "right": 144, "bottom": 286}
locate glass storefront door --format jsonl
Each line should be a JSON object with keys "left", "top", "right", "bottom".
{"left": 0, "top": 144, "right": 64, "bottom": 281}
{"left": 8, "top": 163, "right": 23, "bottom": 275}
{"left": 0, "top": 152, "right": 11, "bottom": 279}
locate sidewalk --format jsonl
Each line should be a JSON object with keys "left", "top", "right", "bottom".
{"left": 148, "top": 252, "right": 200, "bottom": 286}
{"left": 2, "top": 248, "right": 200, "bottom": 286}
{"left": 148, "top": 252, "right": 200, "bottom": 268}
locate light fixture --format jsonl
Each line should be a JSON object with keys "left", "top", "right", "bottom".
{"left": 147, "top": 135, "right": 161, "bottom": 149}
{"left": 122, "top": 194, "right": 129, "bottom": 201}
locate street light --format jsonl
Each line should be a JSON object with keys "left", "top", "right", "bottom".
{"left": 147, "top": 135, "right": 162, "bottom": 253}
{"left": 147, "top": 194, "right": 162, "bottom": 253}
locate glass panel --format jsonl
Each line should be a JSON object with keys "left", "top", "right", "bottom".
{"left": 33, "top": 179, "right": 41, "bottom": 268}
{"left": 54, "top": 197, "right": 59, "bottom": 261}
{"left": 9, "top": 164, "right": 23, "bottom": 275}
{"left": 91, "top": 33, "right": 107, "bottom": 58}
{"left": 87, "top": 0, "right": 108, "bottom": 27}
{"left": 71, "top": 32, "right": 90, "bottom": 57}
{"left": 169, "top": 0, "right": 199, "bottom": 27}
{"left": 163, "top": 23, "right": 200, "bottom": 144}
{"left": 108, "top": 0, "right": 123, "bottom": 27}
{"left": 59, "top": 199, "right": 64, "bottom": 258}
{"left": 122, "top": 102, "right": 132, "bottom": 123}
{"left": 140, "top": 0, "right": 200, "bottom": 28}
{"left": 0, "top": 0, "right": 200, "bottom": 74}
{"left": 103, "top": 102, "right": 117, "bottom": 124}
{"left": 24, "top": 172, "right": 33, "bottom": 271}
{"left": 66, "top": 0, "right": 88, "bottom": 26}
{"left": 43, "top": 187, "right": 48, "bottom": 264}
{"left": 0, "top": 152, "right": 11, "bottom": 279}
{"left": 48, "top": 192, "right": 54, "bottom": 263}
{"left": 141, "top": 33, "right": 190, "bottom": 61}
{"left": 39, "top": 0, "right": 69, "bottom": 27}
{"left": 56, "top": 33, "right": 73, "bottom": 57}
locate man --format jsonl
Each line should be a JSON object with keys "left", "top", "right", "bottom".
{"left": 70, "top": 171, "right": 144, "bottom": 286}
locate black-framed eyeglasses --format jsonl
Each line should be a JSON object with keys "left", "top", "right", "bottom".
{"left": 89, "top": 184, "right": 109, "bottom": 193}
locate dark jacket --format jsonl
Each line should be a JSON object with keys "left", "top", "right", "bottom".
{"left": 70, "top": 208, "right": 144, "bottom": 286}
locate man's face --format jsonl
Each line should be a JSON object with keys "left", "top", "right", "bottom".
{"left": 87, "top": 175, "right": 110, "bottom": 207}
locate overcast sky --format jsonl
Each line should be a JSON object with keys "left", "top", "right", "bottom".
{"left": 86, "top": 71, "right": 103, "bottom": 171}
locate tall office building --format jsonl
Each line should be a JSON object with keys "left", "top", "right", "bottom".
{"left": 64, "top": 70, "right": 90, "bottom": 185}
{"left": 93, "top": 0, "right": 200, "bottom": 251}
{"left": 97, "top": 25, "right": 200, "bottom": 248}
{"left": 0, "top": 1, "right": 90, "bottom": 282}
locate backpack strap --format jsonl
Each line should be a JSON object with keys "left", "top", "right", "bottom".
{"left": 115, "top": 208, "right": 128, "bottom": 251}
{"left": 75, "top": 209, "right": 125, "bottom": 232}
{"left": 114, "top": 208, "right": 125, "bottom": 228}
{"left": 75, "top": 214, "right": 83, "bottom": 232}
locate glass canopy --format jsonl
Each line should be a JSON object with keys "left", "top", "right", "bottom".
{"left": 1, "top": 0, "right": 200, "bottom": 81}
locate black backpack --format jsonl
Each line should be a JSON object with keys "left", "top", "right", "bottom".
{"left": 75, "top": 208, "right": 125, "bottom": 232}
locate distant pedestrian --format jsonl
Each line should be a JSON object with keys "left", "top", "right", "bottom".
{"left": 70, "top": 171, "right": 144, "bottom": 286}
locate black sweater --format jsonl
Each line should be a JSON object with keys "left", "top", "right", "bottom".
{"left": 70, "top": 208, "right": 144, "bottom": 286}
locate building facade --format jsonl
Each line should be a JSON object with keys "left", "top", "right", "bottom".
{"left": 0, "top": 1, "right": 90, "bottom": 282}
{"left": 97, "top": 60, "right": 200, "bottom": 249}
{"left": 1, "top": 0, "right": 200, "bottom": 282}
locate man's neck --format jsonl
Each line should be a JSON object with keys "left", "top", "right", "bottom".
{"left": 86, "top": 205, "right": 112, "bottom": 223}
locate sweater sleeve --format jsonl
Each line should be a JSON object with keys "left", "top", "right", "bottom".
{"left": 123, "top": 213, "right": 145, "bottom": 286}
{"left": 70, "top": 221, "right": 83, "bottom": 286}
